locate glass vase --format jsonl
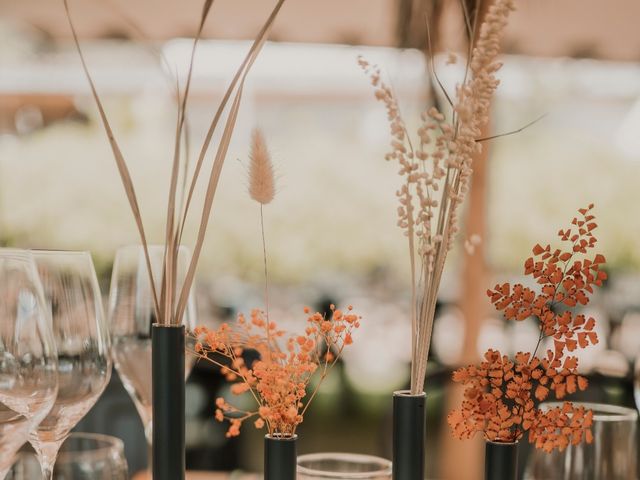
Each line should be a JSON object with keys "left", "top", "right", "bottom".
{"left": 524, "top": 402, "right": 638, "bottom": 480}
{"left": 297, "top": 452, "right": 392, "bottom": 479}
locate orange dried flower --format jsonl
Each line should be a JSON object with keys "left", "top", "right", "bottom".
{"left": 448, "top": 206, "right": 606, "bottom": 452}
{"left": 193, "top": 306, "right": 361, "bottom": 437}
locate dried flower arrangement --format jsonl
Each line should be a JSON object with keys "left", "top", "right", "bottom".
{"left": 359, "top": 0, "right": 516, "bottom": 395}
{"left": 63, "top": 0, "right": 287, "bottom": 326}
{"left": 448, "top": 205, "right": 607, "bottom": 452}
{"left": 193, "top": 130, "right": 361, "bottom": 438}
{"left": 194, "top": 304, "right": 360, "bottom": 437}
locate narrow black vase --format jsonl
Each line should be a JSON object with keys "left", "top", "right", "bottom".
{"left": 392, "top": 390, "right": 426, "bottom": 480}
{"left": 152, "top": 324, "right": 186, "bottom": 480}
{"left": 264, "top": 434, "right": 297, "bottom": 480}
{"left": 484, "top": 440, "right": 518, "bottom": 480}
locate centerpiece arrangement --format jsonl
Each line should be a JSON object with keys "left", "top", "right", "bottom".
{"left": 360, "top": 0, "right": 515, "bottom": 478}
{"left": 448, "top": 205, "right": 607, "bottom": 479}
{"left": 58, "top": 0, "right": 619, "bottom": 478}
{"left": 63, "top": 1, "right": 288, "bottom": 478}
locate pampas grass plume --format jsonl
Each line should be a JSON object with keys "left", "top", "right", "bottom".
{"left": 248, "top": 128, "right": 275, "bottom": 205}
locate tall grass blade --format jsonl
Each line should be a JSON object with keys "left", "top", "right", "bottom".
{"left": 174, "top": 0, "right": 286, "bottom": 323}
{"left": 63, "top": 0, "right": 161, "bottom": 321}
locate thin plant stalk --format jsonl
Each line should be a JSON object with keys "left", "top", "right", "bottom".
{"left": 260, "top": 204, "right": 272, "bottom": 358}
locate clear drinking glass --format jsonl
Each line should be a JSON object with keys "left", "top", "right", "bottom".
{"left": 29, "top": 251, "right": 112, "bottom": 480}
{"left": 9, "top": 433, "right": 128, "bottom": 479}
{"left": 108, "top": 245, "right": 196, "bottom": 446}
{"left": 0, "top": 249, "right": 58, "bottom": 479}
{"left": 524, "top": 402, "right": 638, "bottom": 480}
{"left": 297, "top": 453, "right": 392, "bottom": 479}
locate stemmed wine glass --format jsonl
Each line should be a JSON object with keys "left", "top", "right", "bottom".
{"left": 29, "top": 250, "right": 112, "bottom": 480}
{"left": 0, "top": 249, "right": 58, "bottom": 479}
{"left": 108, "top": 245, "right": 196, "bottom": 448}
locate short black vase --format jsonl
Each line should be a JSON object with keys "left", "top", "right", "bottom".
{"left": 264, "top": 434, "right": 297, "bottom": 480}
{"left": 392, "top": 390, "right": 426, "bottom": 480}
{"left": 152, "top": 324, "right": 186, "bottom": 480}
{"left": 484, "top": 440, "right": 518, "bottom": 480}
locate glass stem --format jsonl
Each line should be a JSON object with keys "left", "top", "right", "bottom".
{"left": 147, "top": 437, "right": 153, "bottom": 473}
{"left": 32, "top": 439, "right": 64, "bottom": 480}
{"left": 145, "top": 419, "right": 153, "bottom": 474}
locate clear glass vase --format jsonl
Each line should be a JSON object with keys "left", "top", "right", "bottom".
{"left": 524, "top": 402, "right": 638, "bottom": 480}
{"left": 9, "top": 433, "right": 128, "bottom": 479}
{"left": 297, "top": 453, "right": 392, "bottom": 479}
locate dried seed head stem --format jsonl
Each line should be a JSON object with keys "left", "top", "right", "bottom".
{"left": 246, "top": 127, "right": 277, "bottom": 358}
{"left": 359, "top": 0, "right": 516, "bottom": 394}
{"left": 248, "top": 128, "right": 275, "bottom": 205}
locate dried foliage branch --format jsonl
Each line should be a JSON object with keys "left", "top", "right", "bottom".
{"left": 64, "top": 0, "right": 287, "bottom": 326}
{"left": 448, "top": 205, "right": 607, "bottom": 452}
{"left": 359, "top": 0, "right": 515, "bottom": 394}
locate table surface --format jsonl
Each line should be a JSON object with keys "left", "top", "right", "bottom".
{"left": 132, "top": 472, "right": 258, "bottom": 479}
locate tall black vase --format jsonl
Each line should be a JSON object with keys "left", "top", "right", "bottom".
{"left": 264, "top": 434, "right": 297, "bottom": 480}
{"left": 152, "top": 324, "right": 186, "bottom": 480}
{"left": 485, "top": 440, "right": 518, "bottom": 480}
{"left": 392, "top": 390, "right": 426, "bottom": 480}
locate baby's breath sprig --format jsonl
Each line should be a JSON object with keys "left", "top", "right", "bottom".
{"left": 193, "top": 305, "right": 361, "bottom": 437}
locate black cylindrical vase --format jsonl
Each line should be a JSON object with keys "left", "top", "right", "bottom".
{"left": 485, "top": 440, "right": 518, "bottom": 480}
{"left": 152, "top": 324, "right": 186, "bottom": 480}
{"left": 264, "top": 434, "right": 297, "bottom": 480}
{"left": 392, "top": 390, "right": 426, "bottom": 480}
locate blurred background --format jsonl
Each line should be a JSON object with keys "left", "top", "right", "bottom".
{"left": 1, "top": 0, "right": 639, "bottom": 478}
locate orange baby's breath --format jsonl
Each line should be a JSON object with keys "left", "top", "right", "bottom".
{"left": 193, "top": 306, "right": 361, "bottom": 438}
{"left": 448, "top": 206, "right": 606, "bottom": 452}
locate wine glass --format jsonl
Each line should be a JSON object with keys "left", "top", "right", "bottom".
{"left": 108, "top": 245, "right": 196, "bottom": 447}
{"left": 0, "top": 249, "right": 58, "bottom": 479}
{"left": 29, "top": 250, "right": 112, "bottom": 480}
{"left": 55, "top": 432, "right": 128, "bottom": 479}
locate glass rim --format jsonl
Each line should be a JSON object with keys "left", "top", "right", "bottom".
{"left": 56, "top": 432, "right": 125, "bottom": 462}
{"left": 541, "top": 402, "right": 638, "bottom": 422}
{"left": 31, "top": 249, "right": 92, "bottom": 258}
{"left": 116, "top": 244, "right": 191, "bottom": 252}
{"left": 0, "top": 247, "right": 31, "bottom": 258}
{"left": 297, "top": 452, "right": 392, "bottom": 478}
